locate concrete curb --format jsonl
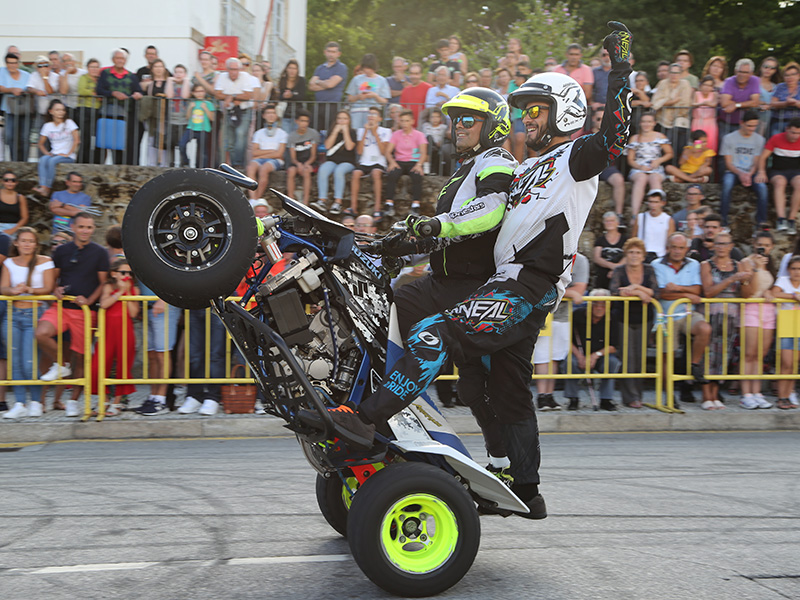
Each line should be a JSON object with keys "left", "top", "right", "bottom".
{"left": 2, "top": 411, "right": 799, "bottom": 444}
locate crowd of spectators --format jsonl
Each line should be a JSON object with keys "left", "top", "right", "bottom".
{"left": 2, "top": 37, "right": 800, "bottom": 419}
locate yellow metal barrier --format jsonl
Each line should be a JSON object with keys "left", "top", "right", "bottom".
{"left": 0, "top": 296, "right": 93, "bottom": 420}
{"left": 666, "top": 297, "right": 800, "bottom": 409}
{"left": 9, "top": 293, "right": 793, "bottom": 420}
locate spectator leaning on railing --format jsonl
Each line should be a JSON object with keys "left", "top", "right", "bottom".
{"left": 609, "top": 237, "right": 657, "bottom": 408}
{"left": 700, "top": 230, "right": 746, "bottom": 410}
{"left": 35, "top": 212, "right": 109, "bottom": 418}
{"left": 737, "top": 230, "right": 777, "bottom": 410}
{"left": 76, "top": 58, "right": 103, "bottom": 165}
{"left": 96, "top": 48, "right": 144, "bottom": 166}
{"left": 771, "top": 255, "right": 800, "bottom": 409}
{"left": 562, "top": 289, "right": 622, "bottom": 412}
{"left": 653, "top": 232, "right": 711, "bottom": 387}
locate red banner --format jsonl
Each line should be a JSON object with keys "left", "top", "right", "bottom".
{"left": 204, "top": 36, "right": 238, "bottom": 69}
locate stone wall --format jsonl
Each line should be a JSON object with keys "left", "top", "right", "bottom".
{"left": 1, "top": 161, "right": 790, "bottom": 256}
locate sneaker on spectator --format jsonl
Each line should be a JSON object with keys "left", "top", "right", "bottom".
{"left": 566, "top": 398, "right": 579, "bottom": 411}
{"left": 177, "top": 396, "right": 202, "bottom": 414}
{"left": 372, "top": 210, "right": 384, "bottom": 223}
{"left": 136, "top": 398, "right": 168, "bottom": 416}
{"left": 537, "top": 395, "right": 561, "bottom": 411}
{"left": 41, "top": 362, "right": 71, "bottom": 382}
{"left": 384, "top": 202, "right": 395, "bottom": 217}
{"left": 198, "top": 399, "right": 220, "bottom": 416}
{"left": 27, "top": 401, "right": 43, "bottom": 417}
{"left": 409, "top": 202, "right": 421, "bottom": 217}
{"left": 311, "top": 200, "right": 328, "bottom": 213}
{"left": 789, "top": 392, "right": 799, "bottom": 407}
{"left": 65, "top": 400, "right": 81, "bottom": 417}
{"left": 329, "top": 202, "right": 342, "bottom": 215}
{"left": 600, "top": 398, "right": 618, "bottom": 411}
{"left": 712, "top": 400, "right": 725, "bottom": 410}
{"left": 0, "top": 401, "right": 7, "bottom": 412}
{"left": 342, "top": 207, "right": 355, "bottom": 217}
{"left": 740, "top": 394, "right": 759, "bottom": 410}
{"left": 3, "top": 402, "right": 28, "bottom": 419}
{"left": 753, "top": 393, "right": 773, "bottom": 409}
{"left": 777, "top": 218, "right": 788, "bottom": 232}
{"left": 254, "top": 400, "right": 266, "bottom": 415}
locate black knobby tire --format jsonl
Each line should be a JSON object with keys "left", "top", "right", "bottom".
{"left": 347, "top": 462, "right": 480, "bottom": 597}
{"left": 122, "top": 169, "right": 256, "bottom": 310}
{"left": 316, "top": 472, "right": 358, "bottom": 537}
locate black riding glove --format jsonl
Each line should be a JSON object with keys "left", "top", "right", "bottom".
{"left": 405, "top": 215, "right": 442, "bottom": 238}
{"left": 603, "top": 21, "right": 632, "bottom": 67}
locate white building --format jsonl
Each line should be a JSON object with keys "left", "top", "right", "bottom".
{"left": 0, "top": 0, "right": 307, "bottom": 76}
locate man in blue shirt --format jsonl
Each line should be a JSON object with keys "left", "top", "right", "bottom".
{"left": 653, "top": 232, "right": 711, "bottom": 384}
{"left": 0, "top": 52, "right": 32, "bottom": 161}
{"left": 308, "top": 42, "right": 348, "bottom": 133}
{"left": 50, "top": 171, "right": 92, "bottom": 233}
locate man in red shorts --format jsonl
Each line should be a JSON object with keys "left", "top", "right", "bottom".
{"left": 36, "top": 213, "right": 109, "bottom": 416}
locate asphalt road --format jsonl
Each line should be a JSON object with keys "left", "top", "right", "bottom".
{"left": 1, "top": 432, "right": 799, "bottom": 600}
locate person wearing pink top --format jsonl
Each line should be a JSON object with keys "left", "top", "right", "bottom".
{"left": 553, "top": 43, "right": 594, "bottom": 101}
{"left": 384, "top": 109, "right": 428, "bottom": 217}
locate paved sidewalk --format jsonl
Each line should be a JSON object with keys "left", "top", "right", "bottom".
{"left": 2, "top": 388, "right": 799, "bottom": 444}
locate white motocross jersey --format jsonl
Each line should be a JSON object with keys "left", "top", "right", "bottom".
{"left": 490, "top": 62, "right": 632, "bottom": 311}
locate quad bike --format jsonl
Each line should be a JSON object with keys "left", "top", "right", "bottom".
{"left": 122, "top": 166, "right": 531, "bottom": 597}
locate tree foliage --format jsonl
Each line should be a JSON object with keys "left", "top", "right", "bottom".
{"left": 304, "top": 0, "right": 800, "bottom": 82}
{"left": 571, "top": 0, "right": 800, "bottom": 79}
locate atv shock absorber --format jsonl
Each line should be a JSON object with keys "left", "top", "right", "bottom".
{"left": 332, "top": 349, "right": 359, "bottom": 391}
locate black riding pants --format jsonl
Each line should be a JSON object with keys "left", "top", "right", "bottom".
{"left": 362, "top": 279, "right": 546, "bottom": 485}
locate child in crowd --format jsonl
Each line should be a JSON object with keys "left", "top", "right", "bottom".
{"left": 666, "top": 130, "right": 716, "bottom": 183}
{"left": 771, "top": 255, "right": 800, "bottom": 410}
{"left": 0, "top": 228, "right": 55, "bottom": 420}
{"left": 246, "top": 104, "right": 288, "bottom": 201}
{"left": 285, "top": 108, "right": 320, "bottom": 203}
{"left": 350, "top": 106, "right": 392, "bottom": 219}
{"left": 179, "top": 84, "right": 215, "bottom": 168}
{"left": 420, "top": 107, "right": 451, "bottom": 176}
{"left": 92, "top": 258, "right": 140, "bottom": 417}
{"left": 632, "top": 189, "right": 675, "bottom": 262}
{"left": 691, "top": 76, "right": 719, "bottom": 151}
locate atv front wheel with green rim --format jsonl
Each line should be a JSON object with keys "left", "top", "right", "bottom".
{"left": 346, "top": 462, "right": 480, "bottom": 597}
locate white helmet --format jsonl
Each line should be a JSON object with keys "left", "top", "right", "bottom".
{"left": 508, "top": 72, "right": 587, "bottom": 149}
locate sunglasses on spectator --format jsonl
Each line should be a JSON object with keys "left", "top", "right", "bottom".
{"left": 466, "top": 79, "right": 479, "bottom": 85}
{"left": 241, "top": 62, "right": 251, "bottom": 66}
{"left": 763, "top": 65, "right": 777, "bottom": 70}
{"left": 115, "top": 269, "right": 133, "bottom": 275}
{"left": 452, "top": 115, "right": 484, "bottom": 128}
{"left": 521, "top": 105, "right": 545, "bottom": 119}
{"left": 37, "top": 63, "right": 49, "bottom": 68}
{"left": 3, "top": 178, "right": 17, "bottom": 183}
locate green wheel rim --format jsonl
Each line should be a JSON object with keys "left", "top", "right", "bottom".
{"left": 341, "top": 476, "right": 359, "bottom": 510}
{"left": 379, "top": 493, "right": 459, "bottom": 574}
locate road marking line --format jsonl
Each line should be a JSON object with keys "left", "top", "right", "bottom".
{"left": 227, "top": 555, "right": 351, "bottom": 566}
{"left": 4, "top": 555, "right": 352, "bottom": 576}
{"left": 31, "top": 562, "right": 158, "bottom": 574}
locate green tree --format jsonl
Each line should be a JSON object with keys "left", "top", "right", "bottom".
{"left": 570, "top": 0, "right": 800, "bottom": 80}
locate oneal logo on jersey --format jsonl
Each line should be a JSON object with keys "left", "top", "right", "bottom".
{"left": 451, "top": 298, "right": 512, "bottom": 322}
{"left": 384, "top": 371, "right": 422, "bottom": 399}
{"left": 509, "top": 156, "right": 557, "bottom": 210}
{"left": 449, "top": 201, "right": 485, "bottom": 220}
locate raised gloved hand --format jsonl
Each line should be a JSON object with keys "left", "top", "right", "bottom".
{"left": 405, "top": 214, "right": 441, "bottom": 238}
{"left": 603, "top": 21, "right": 632, "bottom": 67}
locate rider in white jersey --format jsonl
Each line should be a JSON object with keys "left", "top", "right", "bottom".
{"left": 333, "top": 22, "right": 633, "bottom": 520}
